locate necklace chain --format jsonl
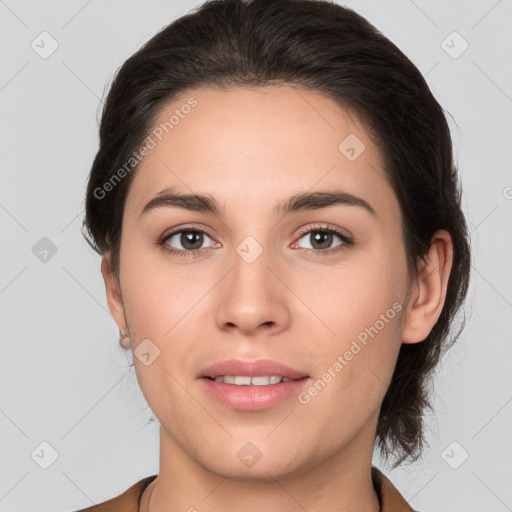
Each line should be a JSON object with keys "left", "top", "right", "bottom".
{"left": 142, "top": 477, "right": 380, "bottom": 511}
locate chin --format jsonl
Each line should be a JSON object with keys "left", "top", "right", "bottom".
{"left": 204, "top": 456, "right": 304, "bottom": 483}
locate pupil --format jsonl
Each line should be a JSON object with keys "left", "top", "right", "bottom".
{"left": 179, "top": 231, "right": 333, "bottom": 251}
{"left": 312, "top": 231, "right": 332, "bottom": 249}
{"left": 183, "top": 231, "right": 202, "bottom": 249}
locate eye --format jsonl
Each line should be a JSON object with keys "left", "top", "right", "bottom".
{"left": 158, "top": 223, "right": 353, "bottom": 259}
{"left": 294, "top": 224, "right": 353, "bottom": 256}
{"left": 159, "top": 227, "right": 218, "bottom": 258}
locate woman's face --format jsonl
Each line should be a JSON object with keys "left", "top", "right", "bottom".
{"left": 105, "top": 85, "right": 414, "bottom": 479}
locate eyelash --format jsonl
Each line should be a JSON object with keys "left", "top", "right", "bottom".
{"left": 158, "top": 223, "right": 353, "bottom": 259}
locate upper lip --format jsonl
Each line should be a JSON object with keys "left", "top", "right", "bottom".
{"left": 200, "top": 359, "right": 308, "bottom": 380}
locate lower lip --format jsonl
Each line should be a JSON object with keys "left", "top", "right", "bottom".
{"left": 199, "top": 377, "right": 310, "bottom": 410}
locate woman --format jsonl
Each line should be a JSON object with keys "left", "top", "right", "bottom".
{"left": 77, "top": 0, "right": 471, "bottom": 510}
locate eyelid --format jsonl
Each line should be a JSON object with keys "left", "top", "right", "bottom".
{"left": 295, "top": 222, "right": 352, "bottom": 240}
{"left": 291, "top": 223, "right": 353, "bottom": 256}
{"left": 159, "top": 222, "right": 353, "bottom": 257}
{"left": 160, "top": 222, "right": 351, "bottom": 242}
{"left": 159, "top": 224, "right": 218, "bottom": 254}
{"left": 160, "top": 223, "right": 215, "bottom": 242}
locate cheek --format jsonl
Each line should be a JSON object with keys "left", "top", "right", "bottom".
{"left": 120, "top": 248, "right": 198, "bottom": 422}
{"left": 302, "top": 305, "right": 404, "bottom": 440}
{"left": 120, "top": 243, "right": 193, "bottom": 334}
{"left": 321, "top": 246, "right": 406, "bottom": 339}
{"left": 310, "top": 246, "right": 407, "bottom": 400}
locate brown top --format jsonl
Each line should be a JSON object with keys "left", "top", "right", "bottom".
{"left": 74, "top": 467, "right": 416, "bottom": 512}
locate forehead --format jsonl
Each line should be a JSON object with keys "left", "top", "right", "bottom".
{"left": 125, "top": 85, "right": 398, "bottom": 222}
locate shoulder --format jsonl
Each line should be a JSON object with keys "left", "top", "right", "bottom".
{"left": 71, "top": 475, "right": 157, "bottom": 512}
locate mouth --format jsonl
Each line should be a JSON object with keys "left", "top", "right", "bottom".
{"left": 198, "top": 359, "right": 310, "bottom": 410}
{"left": 200, "top": 358, "right": 308, "bottom": 380}
{"left": 205, "top": 375, "right": 301, "bottom": 385}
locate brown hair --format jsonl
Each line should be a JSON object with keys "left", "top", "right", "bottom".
{"left": 82, "top": 0, "right": 471, "bottom": 466}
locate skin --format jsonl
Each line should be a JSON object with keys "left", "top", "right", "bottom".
{"left": 101, "top": 85, "right": 453, "bottom": 512}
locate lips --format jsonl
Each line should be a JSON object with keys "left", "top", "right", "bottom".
{"left": 198, "top": 359, "right": 310, "bottom": 410}
{"left": 200, "top": 358, "right": 308, "bottom": 380}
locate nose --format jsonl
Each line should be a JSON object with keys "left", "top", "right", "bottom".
{"left": 214, "top": 244, "right": 291, "bottom": 337}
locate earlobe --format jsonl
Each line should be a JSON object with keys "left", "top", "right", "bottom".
{"left": 100, "top": 254, "right": 128, "bottom": 343}
{"left": 401, "top": 230, "right": 454, "bottom": 344}
{"left": 119, "top": 328, "right": 131, "bottom": 349}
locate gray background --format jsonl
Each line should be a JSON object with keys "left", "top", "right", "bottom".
{"left": 1, "top": 1, "right": 511, "bottom": 511}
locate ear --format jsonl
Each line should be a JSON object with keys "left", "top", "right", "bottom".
{"left": 101, "top": 254, "right": 128, "bottom": 348}
{"left": 401, "top": 229, "right": 454, "bottom": 344}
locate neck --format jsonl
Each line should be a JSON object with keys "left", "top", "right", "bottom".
{"left": 142, "top": 426, "right": 381, "bottom": 512}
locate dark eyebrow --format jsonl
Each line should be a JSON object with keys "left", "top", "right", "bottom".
{"left": 275, "top": 190, "right": 376, "bottom": 218}
{"left": 140, "top": 187, "right": 376, "bottom": 219}
{"left": 140, "top": 187, "right": 223, "bottom": 217}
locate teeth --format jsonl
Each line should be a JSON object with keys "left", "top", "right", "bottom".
{"left": 234, "top": 376, "right": 251, "bottom": 386}
{"left": 212, "top": 375, "right": 292, "bottom": 385}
